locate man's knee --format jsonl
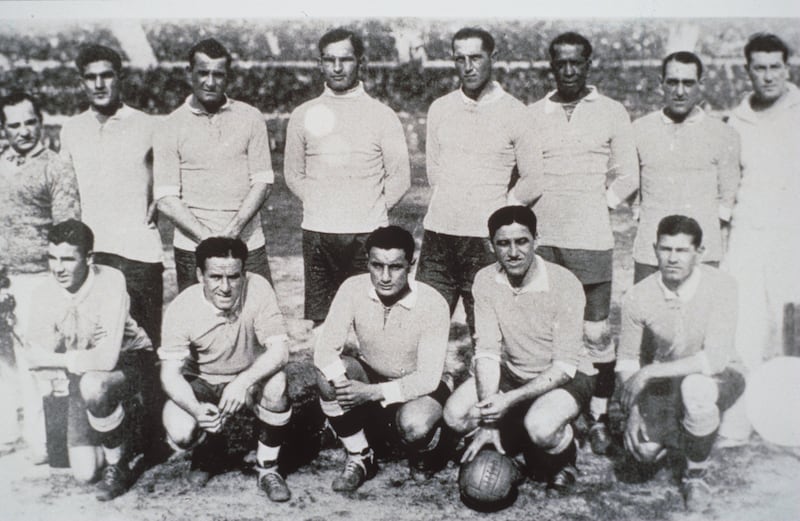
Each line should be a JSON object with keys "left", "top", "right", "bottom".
{"left": 524, "top": 412, "right": 563, "bottom": 447}
{"left": 443, "top": 384, "right": 476, "bottom": 433}
{"left": 162, "top": 400, "right": 197, "bottom": 448}
{"left": 260, "top": 371, "right": 288, "bottom": 402}
{"left": 79, "top": 371, "right": 119, "bottom": 408}
{"left": 681, "top": 374, "right": 720, "bottom": 436}
{"left": 69, "top": 445, "right": 103, "bottom": 483}
{"left": 396, "top": 402, "right": 440, "bottom": 444}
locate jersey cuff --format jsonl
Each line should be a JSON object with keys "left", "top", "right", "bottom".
{"left": 615, "top": 359, "right": 641, "bottom": 373}
{"left": 698, "top": 352, "right": 713, "bottom": 376}
{"left": 553, "top": 360, "right": 577, "bottom": 379}
{"left": 249, "top": 170, "right": 275, "bottom": 185}
{"left": 158, "top": 347, "right": 190, "bottom": 362}
{"left": 606, "top": 188, "right": 623, "bottom": 210}
{"left": 719, "top": 206, "right": 733, "bottom": 222}
{"left": 154, "top": 185, "right": 180, "bottom": 200}
{"left": 319, "top": 359, "right": 348, "bottom": 381}
{"left": 379, "top": 381, "right": 404, "bottom": 407}
{"left": 64, "top": 351, "right": 79, "bottom": 374}
{"left": 264, "top": 334, "right": 289, "bottom": 350}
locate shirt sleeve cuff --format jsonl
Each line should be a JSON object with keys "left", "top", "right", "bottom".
{"left": 506, "top": 190, "right": 522, "bottom": 207}
{"left": 606, "top": 188, "right": 623, "bottom": 210}
{"left": 319, "top": 359, "right": 348, "bottom": 381}
{"left": 154, "top": 185, "right": 180, "bottom": 200}
{"left": 264, "top": 334, "right": 289, "bottom": 348}
{"left": 553, "top": 360, "right": 577, "bottom": 379}
{"left": 719, "top": 206, "right": 733, "bottom": 222}
{"left": 157, "top": 347, "right": 190, "bottom": 362}
{"left": 698, "top": 352, "right": 713, "bottom": 376}
{"left": 250, "top": 170, "right": 275, "bottom": 185}
{"left": 64, "top": 351, "right": 79, "bottom": 374}
{"left": 379, "top": 381, "right": 404, "bottom": 407}
{"left": 615, "top": 359, "right": 641, "bottom": 373}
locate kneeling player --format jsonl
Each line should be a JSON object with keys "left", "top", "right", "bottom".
{"left": 444, "top": 206, "right": 595, "bottom": 496}
{"left": 24, "top": 220, "right": 153, "bottom": 500}
{"left": 159, "top": 238, "right": 292, "bottom": 502}
{"left": 314, "top": 226, "right": 452, "bottom": 492}
{"left": 616, "top": 215, "right": 744, "bottom": 512}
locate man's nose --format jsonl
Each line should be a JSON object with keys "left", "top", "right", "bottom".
{"left": 94, "top": 76, "right": 104, "bottom": 89}
{"left": 220, "top": 277, "right": 231, "bottom": 291}
{"left": 676, "top": 82, "right": 686, "bottom": 96}
{"left": 333, "top": 58, "right": 344, "bottom": 73}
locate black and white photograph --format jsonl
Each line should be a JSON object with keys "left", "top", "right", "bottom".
{"left": 1, "top": 1, "right": 798, "bottom": 519}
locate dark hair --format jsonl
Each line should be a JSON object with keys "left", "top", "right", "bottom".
{"left": 188, "top": 38, "right": 232, "bottom": 69}
{"left": 48, "top": 219, "right": 94, "bottom": 256}
{"left": 745, "top": 33, "right": 790, "bottom": 64}
{"left": 662, "top": 51, "right": 704, "bottom": 79}
{"left": 318, "top": 28, "right": 365, "bottom": 59}
{"left": 549, "top": 32, "right": 592, "bottom": 60}
{"left": 488, "top": 206, "right": 538, "bottom": 240}
{"left": 0, "top": 90, "right": 42, "bottom": 126}
{"left": 365, "top": 226, "right": 415, "bottom": 264}
{"left": 452, "top": 27, "right": 495, "bottom": 55}
{"left": 75, "top": 44, "right": 122, "bottom": 74}
{"left": 195, "top": 237, "right": 248, "bottom": 273}
{"left": 656, "top": 215, "right": 703, "bottom": 248}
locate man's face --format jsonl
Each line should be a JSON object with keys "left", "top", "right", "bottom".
{"left": 453, "top": 37, "right": 494, "bottom": 99}
{"left": 654, "top": 233, "right": 703, "bottom": 287}
{"left": 319, "top": 38, "right": 362, "bottom": 93}
{"left": 551, "top": 43, "right": 591, "bottom": 100}
{"left": 747, "top": 51, "right": 788, "bottom": 104}
{"left": 492, "top": 223, "right": 536, "bottom": 282}
{"left": 48, "top": 242, "right": 91, "bottom": 294}
{"left": 662, "top": 60, "right": 703, "bottom": 119}
{"left": 367, "top": 247, "right": 411, "bottom": 302}
{"left": 2, "top": 100, "right": 42, "bottom": 156}
{"left": 197, "top": 257, "right": 245, "bottom": 312}
{"left": 81, "top": 60, "right": 121, "bottom": 113}
{"left": 190, "top": 52, "right": 229, "bottom": 111}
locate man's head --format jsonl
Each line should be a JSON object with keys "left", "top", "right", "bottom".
{"left": 0, "top": 90, "right": 43, "bottom": 156}
{"left": 744, "top": 33, "right": 790, "bottom": 105}
{"left": 661, "top": 51, "right": 704, "bottom": 121}
{"left": 488, "top": 206, "right": 538, "bottom": 285}
{"left": 47, "top": 219, "right": 94, "bottom": 294}
{"left": 365, "top": 226, "right": 415, "bottom": 304}
{"left": 653, "top": 215, "right": 704, "bottom": 288}
{"left": 195, "top": 237, "right": 248, "bottom": 312}
{"left": 452, "top": 27, "right": 496, "bottom": 100}
{"left": 549, "top": 32, "right": 593, "bottom": 101}
{"left": 75, "top": 44, "right": 123, "bottom": 115}
{"left": 187, "top": 38, "right": 232, "bottom": 113}
{"left": 317, "top": 28, "right": 365, "bottom": 94}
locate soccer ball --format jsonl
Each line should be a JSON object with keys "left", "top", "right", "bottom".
{"left": 458, "top": 449, "right": 521, "bottom": 511}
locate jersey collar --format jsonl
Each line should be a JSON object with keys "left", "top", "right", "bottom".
{"left": 657, "top": 266, "right": 702, "bottom": 302}
{"left": 493, "top": 255, "right": 550, "bottom": 294}
{"left": 367, "top": 280, "right": 418, "bottom": 309}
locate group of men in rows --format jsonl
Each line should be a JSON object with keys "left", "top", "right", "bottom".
{"left": 0, "top": 24, "right": 797, "bottom": 513}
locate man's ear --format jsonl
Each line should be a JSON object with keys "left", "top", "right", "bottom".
{"left": 86, "top": 251, "right": 94, "bottom": 265}
{"left": 696, "top": 245, "right": 706, "bottom": 262}
{"left": 196, "top": 266, "right": 203, "bottom": 283}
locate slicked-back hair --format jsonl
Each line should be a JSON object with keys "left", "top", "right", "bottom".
{"left": 75, "top": 44, "right": 123, "bottom": 74}
{"left": 0, "top": 90, "right": 43, "bottom": 125}
{"left": 48, "top": 219, "right": 94, "bottom": 256}
{"left": 452, "top": 27, "right": 495, "bottom": 55}
{"left": 662, "top": 51, "right": 704, "bottom": 79}
{"left": 318, "top": 28, "right": 365, "bottom": 59}
{"left": 488, "top": 206, "right": 538, "bottom": 240}
{"left": 188, "top": 38, "right": 232, "bottom": 70}
{"left": 744, "top": 32, "right": 790, "bottom": 64}
{"left": 549, "top": 32, "right": 593, "bottom": 60}
{"left": 195, "top": 237, "right": 248, "bottom": 273}
{"left": 656, "top": 215, "right": 703, "bottom": 248}
{"left": 365, "top": 226, "right": 415, "bottom": 264}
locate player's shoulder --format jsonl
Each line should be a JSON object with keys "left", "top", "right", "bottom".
{"left": 289, "top": 94, "right": 326, "bottom": 116}
{"left": 413, "top": 280, "right": 450, "bottom": 312}
{"left": 700, "top": 264, "right": 737, "bottom": 293}
{"left": 428, "top": 90, "right": 461, "bottom": 112}
{"left": 633, "top": 109, "right": 663, "bottom": 128}
{"left": 243, "top": 271, "right": 277, "bottom": 298}
{"left": 92, "top": 265, "right": 128, "bottom": 293}
{"left": 473, "top": 262, "right": 500, "bottom": 287}
{"left": 230, "top": 99, "right": 264, "bottom": 120}
{"left": 543, "top": 259, "right": 584, "bottom": 293}
{"left": 339, "top": 272, "right": 371, "bottom": 295}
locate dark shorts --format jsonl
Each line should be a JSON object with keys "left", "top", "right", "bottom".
{"left": 415, "top": 230, "right": 496, "bottom": 334}
{"left": 633, "top": 368, "right": 745, "bottom": 448}
{"left": 67, "top": 350, "right": 152, "bottom": 447}
{"left": 174, "top": 245, "right": 272, "bottom": 293}
{"left": 302, "top": 230, "right": 369, "bottom": 323}
{"left": 535, "top": 246, "right": 613, "bottom": 320}
{"left": 496, "top": 366, "right": 595, "bottom": 453}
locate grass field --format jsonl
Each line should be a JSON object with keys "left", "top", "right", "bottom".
{"left": 2, "top": 152, "right": 799, "bottom": 521}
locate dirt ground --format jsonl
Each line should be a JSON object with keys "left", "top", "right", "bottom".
{"left": 2, "top": 159, "right": 800, "bottom": 521}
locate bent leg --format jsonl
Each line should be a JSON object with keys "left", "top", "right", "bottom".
{"left": 443, "top": 377, "right": 480, "bottom": 434}
{"left": 68, "top": 445, "right": 104, "bottom": 483}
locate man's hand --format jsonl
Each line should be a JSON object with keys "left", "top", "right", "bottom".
{"left": 623, "top": 405, "right": 665, "bottom": 463}
{"left": 218, "top": 376, "right": 255, "bottom": 417}
{"left": 194, "top": 402, "right": 224, "bottom": 433}
{"left": 622, "top": 368, "right": 651, "bottom": 412}
{"left": 473, "top": 392, "right": 514, "bottom": 424}
{"left": 334, "top": 379, "right": 379, "bottom": 411}
{"left": 461, "top": 426, "right": 505, "bottom": 463}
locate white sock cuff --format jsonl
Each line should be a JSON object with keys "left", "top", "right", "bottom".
{"left": 257, "top": 440, "right": 281, "bottom": 467}
{"left": 546, "top": 424, "right": 574, "bottom": 455}
{"left": 87, "top": 403, "right": 124, "bottom": 433}
{"left": 590, "top": 397, "right": 609, "bottom": 420}
{"left": 256, "top": 405, "right": 292, "bottom": 426}
{"left": 320, "top": 398, "right": 345, "bottom": 418}
{"left": 340, "top": 430, "right": 369, "bottom": 454}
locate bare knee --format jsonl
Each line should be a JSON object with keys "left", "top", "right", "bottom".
{"left": 396, "top": 405, "right": 438, "bottom": 444}
{"left": 79, "top": 372, "right": 111, "bottom": 407}
{"left": 69, "top": 446, "right": 103, "bottom": 483}
{"left": 443, "top": 385, "right": 476, "bottom": 434}
{"left": 681, "top": 374, "right": 720, "bottom": 436}
{"left": 258, "top": 371, "right": 289, "bottom": 410}
{"left": 162, "top": 400, "right": 197, "bottom": 448}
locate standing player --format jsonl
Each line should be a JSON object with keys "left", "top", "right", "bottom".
{"left": 24, "top": 220, "right": 152, "bottom": 501}
{"left": 719, "top": 33, "right": 800, "bottom": 445}
{"left": 444, "top": 206, "right": 595, "bottom": 496}
{"left": 159, "top": 237, "right": 292, "bottom": 502}
{"left": 314, "top": 226, "right": 451, "bottom": 491}
{"left": 416, "top": 27, "right": 542, "bottom": 336}
{"left": 616, "top": 215, "right": 744, "bottom": 512}
{"left": 0, "top": 91, "right": 81, "bottom": 461}
{"left": 632, "top": 51, "right": 740, "bottom": 282}
{"left": 284, "top": 28, "right": 411, "bottom": 327}
{"left": 155, "top": 38, "right": 275, "bottom": 291}
{"left": 528, "top": 32, "right": 638, "bottom": 453}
